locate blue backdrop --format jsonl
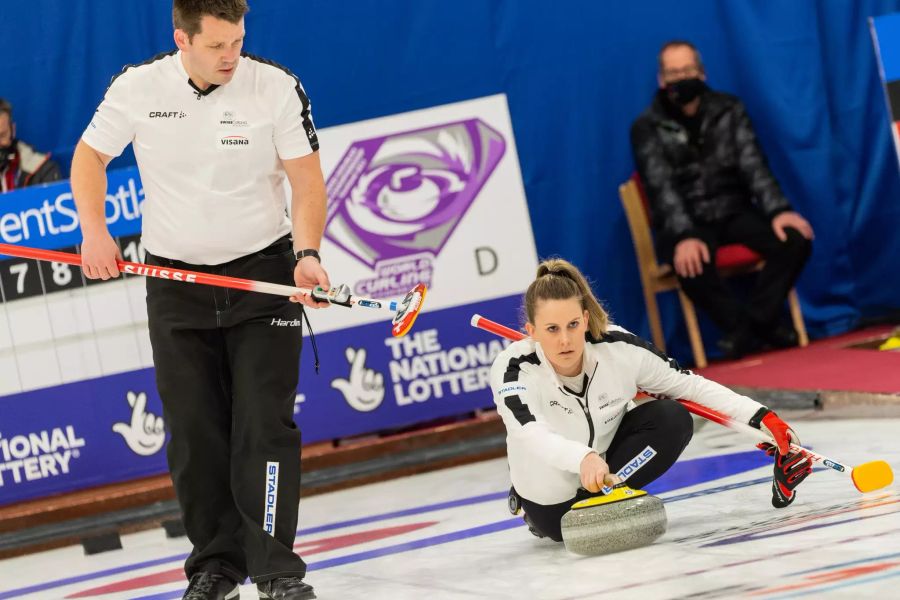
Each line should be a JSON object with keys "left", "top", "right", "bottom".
{"left": 2, "top": 0, "right": 899, "bottom": 362}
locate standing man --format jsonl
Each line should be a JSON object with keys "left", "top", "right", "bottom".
{"left": 631, "top": 40, "right": 814, "bottom": 360}
{"left": 72, "top": 2, "right": 326, "bottom": 598}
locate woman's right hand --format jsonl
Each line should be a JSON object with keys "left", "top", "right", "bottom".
{"left": 580, "top": 452, "right": 621, "bottom": 493}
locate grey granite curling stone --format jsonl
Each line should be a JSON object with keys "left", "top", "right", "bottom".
{"left": 560, "top": 483, "right": 667, "bottom": 556}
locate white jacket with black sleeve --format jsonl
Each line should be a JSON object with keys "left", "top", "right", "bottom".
{"left": 491, "top": 325, "right": 765, "bottom": 505}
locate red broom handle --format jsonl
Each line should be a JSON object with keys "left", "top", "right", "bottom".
{"left": 0, "top": 242, "right": 298, "bottom": 296}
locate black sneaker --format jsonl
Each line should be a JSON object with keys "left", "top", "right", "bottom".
{"left": 182, "top": 572, "right": 239, "bottom": 600}
{"left": 257, "top": 577, "right": 316, "bottom": 600}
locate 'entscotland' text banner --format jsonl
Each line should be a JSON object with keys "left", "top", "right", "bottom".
{"left": 0, "top": 167, "right": 143, "bottom": 248}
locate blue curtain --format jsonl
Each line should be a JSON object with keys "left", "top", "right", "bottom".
{"left": 3, "top": 0, "right": 899, "bottom": 363}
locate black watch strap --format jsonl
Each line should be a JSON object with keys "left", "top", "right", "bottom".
{"left": 295, "top": 248, "right": 321, "bottom": 262}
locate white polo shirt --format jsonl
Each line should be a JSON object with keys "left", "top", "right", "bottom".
{"left": 82, "top": 50, "right": 319, "bottom": 264}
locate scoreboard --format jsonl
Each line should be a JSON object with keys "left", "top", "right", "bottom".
{"left": 0, "top": 169, "right": 151, "bottom": 398}
{"left": 0, "top": 236, "right": 152, "bottom": 396}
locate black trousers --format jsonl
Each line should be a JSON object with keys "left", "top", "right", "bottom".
{"left": 518, "top": 400, "right": 693, "bottom": 542}
{"left": 146, "top": 236, "right": 307, "bottom": 583}
{"left": 659, "top": 210, "right": 812, "bottom": 335}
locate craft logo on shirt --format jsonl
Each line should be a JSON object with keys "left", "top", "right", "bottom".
{"left": 548, "top": 400, "right": 574, "bottom": 415}
{"left": 148, "top": 111, "right": 186, "bottom": 119}
{"left": 221, "top": 135, "right": 249, "bottom": 146}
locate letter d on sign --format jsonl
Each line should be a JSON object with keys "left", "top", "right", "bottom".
{"left": 475, "top": 247, "right": 498, "bottom": 276}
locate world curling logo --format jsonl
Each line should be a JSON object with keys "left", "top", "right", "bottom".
{"left": 324, "top": 118, "right": 506, "bottom": 299}
{"left": 0, "top": 426, "right": 85, "bottom": 487}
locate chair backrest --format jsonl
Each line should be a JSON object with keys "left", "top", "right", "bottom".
{"left": 619, "top": 175, "right": 662, "bottom": 277}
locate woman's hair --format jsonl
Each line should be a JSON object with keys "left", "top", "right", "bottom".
{"left": 524, "top": 258, "right": 608, "bottom": 339}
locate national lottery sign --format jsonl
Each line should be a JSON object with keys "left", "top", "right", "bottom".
{"left": 0, "top": 94, "right": 537, "bottom": 505}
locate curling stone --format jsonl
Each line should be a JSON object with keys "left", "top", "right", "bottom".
{"left": 560, "top": 483, "right": 666, "bottom": 556}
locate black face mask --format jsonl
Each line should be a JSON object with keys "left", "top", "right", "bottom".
{"left": 666, "top": 78, "right": 707, "bottom": 106}
{"left": 0, "top": 140, "right": 16, "bottom": 171}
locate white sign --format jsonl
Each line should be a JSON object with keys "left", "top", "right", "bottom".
{"left": 302, "top": 94, "right": 537, "bottom": 334}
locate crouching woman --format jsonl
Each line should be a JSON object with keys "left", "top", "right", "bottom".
{"left": 492, "top": 258, "right": 811, "bottom": 542}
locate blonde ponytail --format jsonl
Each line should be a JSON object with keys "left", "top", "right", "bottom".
{"left": 524, "top": 258, "right": 608, "bottom": 339}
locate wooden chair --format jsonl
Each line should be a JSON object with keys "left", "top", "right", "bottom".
{"left": 619, "top": 175, "right": 808, "bottom": 367}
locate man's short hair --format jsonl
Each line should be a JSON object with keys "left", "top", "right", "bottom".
{"left": 173, "top": 0, "right": 249, "bottom": 40}
{"left": 0, "top": 98, "right": 12, "bottom": 121}
{"left": 658, "top": 40, "right": 705, "bottom": 75}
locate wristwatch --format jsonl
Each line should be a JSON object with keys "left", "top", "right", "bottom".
{"left": 294, "top": 248, "right": 321, "bottom": 262}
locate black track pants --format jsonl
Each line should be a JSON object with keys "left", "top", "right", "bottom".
{"left": 146, "top": 236, "right": 307, "bottom": 583}
{"left": 659, "top": 210, "right": 812, "bottom": 335}
{"left": 518, "top": 400, "right": 694, "bottom": 542}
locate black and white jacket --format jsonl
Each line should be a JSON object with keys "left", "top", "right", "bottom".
{"left": 491, "top": 325, "right": 763, "bottom": 504}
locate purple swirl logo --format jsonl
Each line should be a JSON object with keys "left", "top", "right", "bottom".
{"left": 325, "top": 119, "right": 505, "bottom": 298}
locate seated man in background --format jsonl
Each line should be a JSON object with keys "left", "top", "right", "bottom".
{"left": 630, "top": 40, "right": 814, "bottom": 359}
{"left": 0, "top": 98, "right": 61, "bottom": 192}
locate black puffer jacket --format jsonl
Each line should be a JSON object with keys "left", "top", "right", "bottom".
{"left": 630, "top": 90, "right": 791, "bottom": 243}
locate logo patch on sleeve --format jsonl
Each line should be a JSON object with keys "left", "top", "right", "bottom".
{"left": 498, "top": 384, "right": 527, "bottom": 397}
